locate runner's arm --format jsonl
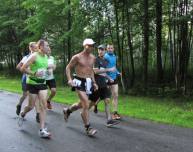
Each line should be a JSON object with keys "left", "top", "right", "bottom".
{"left": 16, "top": 56, "right": 27, "bottom": 71}
{"left": 66, "top": 55, "right": 77, "bottom": 81}
{"left": 20, "top": 54, "right": 36, "bottom": 76}
{"left": 93, "top": 67, "right": 116, "bottom": 74}
{"left": 16, "top": 62, "right": 23, "bottom": 71}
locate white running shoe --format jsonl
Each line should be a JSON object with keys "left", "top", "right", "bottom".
{"left": 39, "top": 128, "right": 51, "bottom": 138}
{"left": 17, "top": 112, "right": 25, "bottom": 127}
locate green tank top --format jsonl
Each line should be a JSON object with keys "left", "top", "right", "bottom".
{"left": 27, "top": 52, "right": 48, "bottom": 85}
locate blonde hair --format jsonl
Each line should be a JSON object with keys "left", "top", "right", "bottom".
{"left": 29, "top": 42, "right": 36, "bottom": 48}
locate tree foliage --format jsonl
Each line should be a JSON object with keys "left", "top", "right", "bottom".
{"left": 1, "top": 0, "right": 193, "bottom": 95}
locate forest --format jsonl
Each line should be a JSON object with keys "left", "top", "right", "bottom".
{"left": 0, "top": 0, "right": 193, "bottom": 96}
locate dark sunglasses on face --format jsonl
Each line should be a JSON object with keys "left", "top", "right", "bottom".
{"left": 98, "top": 48, "right": 105, "bottom": 51}
{"left": 87, "top": 44, "right": 94, "bottom": 47}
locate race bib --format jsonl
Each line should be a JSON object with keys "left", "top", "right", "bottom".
{"left": 72, "top": 78, "right": 82, "bottom": 87}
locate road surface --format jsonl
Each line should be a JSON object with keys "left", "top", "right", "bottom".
{"left": 0, "top": 90, "right": 193, "bottom": 152}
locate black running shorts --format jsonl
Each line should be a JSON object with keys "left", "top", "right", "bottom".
{"left": 26, "top": 84, "right": 47, "bottom": 94}
{"left": 46, "top": 79, "right": 56, "bottom": 89}
{"left": 89, "top": 87, "right": 111, "bottom": 102}
{"left": 107, "top": 77, "right": 119, "bottom": 85}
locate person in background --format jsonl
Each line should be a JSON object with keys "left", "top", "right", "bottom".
{"left": 104, "top": 44, "right": 121, "bottom": 120}
{"left": 46, "top": 48, "right": 56, "bottom": 110}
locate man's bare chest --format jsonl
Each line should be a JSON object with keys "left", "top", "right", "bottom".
{"left": 78, "top": 57, "right": 94, "bottom": 67}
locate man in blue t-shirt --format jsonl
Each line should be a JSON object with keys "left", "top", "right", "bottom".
{"left": 104, "top": 44, "right": 121, "bottom": 120}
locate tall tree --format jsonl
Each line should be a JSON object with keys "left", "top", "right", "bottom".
{"left": 142, "top": 0, "right": 149, "bottom": 91}
{"left": 156, "top": 0, "right": 163, "bottom": 86}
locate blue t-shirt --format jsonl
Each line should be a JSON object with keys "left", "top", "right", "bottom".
{"left": 104, "top": 52, "right": 120, "bottom": 80}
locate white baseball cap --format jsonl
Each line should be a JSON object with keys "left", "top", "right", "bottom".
{"left": 83, "top": 38, "right": 95, "bottom": 46}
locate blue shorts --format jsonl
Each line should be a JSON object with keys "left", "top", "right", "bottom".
{"left": 21, "top": 75, "right": 27, "bottom": 91}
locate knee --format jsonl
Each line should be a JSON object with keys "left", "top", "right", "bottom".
{"left": 51, "top": 89, "right": 56, "bottom": 95}
{"left": 25, "top": 105, "right": 33, "bottom": 111}
{"left": 38, "top": 102, "right": 47, "bottom": 111}
{"left": 112, "top": 93, "right": 118, "bottom": 99}
{"left": 104, "top": 99, "right": 110, "bottom": 104}
{"left": 43, "top": 102, "right": 48, "bottom": 110}
{"left": 81, "top": 102, "right": 89, "bottom": 109}
{"left": 23, "top": 92, "right": 28, "bottom": 98}
{"left": 114, "top": 95, "right": 118, "bottom": 99}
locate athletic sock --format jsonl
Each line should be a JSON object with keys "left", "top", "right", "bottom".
{"left": 85, "top": 124, "right": 90, "bottom": 130}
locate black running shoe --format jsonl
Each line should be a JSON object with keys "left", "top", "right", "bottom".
{"left": 16, "top": 104, "right": 21, "bottom": 116}
{"left": 36, "top": 113, "right": 40, "bottom": 123}
{"left": 93, "top": 105, "right": 98, "bottom": 114}
{"left": 63, "top": 108, "right": 70, "bottom": 122}
{"left": 106, "top": 119, "right": 120, "bottom": 127}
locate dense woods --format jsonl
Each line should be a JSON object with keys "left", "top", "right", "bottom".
{"left": 1, "top": 0, "right": 193, "bottom": 95}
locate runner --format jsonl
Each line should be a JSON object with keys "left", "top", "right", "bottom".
{"left": 104, "top": 44, "right": 121, "bottom": 120}
{"left": 63, "top": 44, "right": 120, "bottom": 127}
{"left": 46, "top": 48, "right": 56, "bottom": 109}
{"left": 65, "top": 38, "right": 98, "bottom": 136}
{"left": 16, "top": 42, "right": 40, "bottom": 123}
{"left": 20, "top": 39, "right": 51, "bottom": 138}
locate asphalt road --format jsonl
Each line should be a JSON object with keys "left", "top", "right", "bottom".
{"left": 0, "top": 90, "right": 193, "bottom": 152}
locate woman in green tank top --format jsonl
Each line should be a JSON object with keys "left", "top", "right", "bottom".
{"left": 20, "top": 39, "right": 51, "bottom": 138}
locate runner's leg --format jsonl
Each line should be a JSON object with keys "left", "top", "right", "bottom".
{"left": 110, "top": 84, "right": 121, "bottom": 119}
{"left": 16, "top": 91, "right": 28, "bottom": 115}
{"left": 111, "top": 84, "right": 118, "bottom": 112}
{"left": 47, "top": 87, "right": 56, "bottom": 102}
{"left": 38, "top": 89, "right": 48, "bottom": 129}
{"left": 21, "top": 93, "right": 37, "bottom": 116}
{"left": 104, "top": 98, "right": 111, "bottom": 121}
{"left": 77, "top": 91, "right": 90, "bottom": 126}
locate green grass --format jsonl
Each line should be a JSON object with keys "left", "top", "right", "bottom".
{"left": 1, "top": 76, "right": 193, "bottom": 129}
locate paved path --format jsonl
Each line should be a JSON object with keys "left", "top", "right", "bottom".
{"left": 0, "top": 90, "right": 193, "bottom": 152}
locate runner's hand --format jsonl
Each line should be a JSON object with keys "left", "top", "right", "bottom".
{"left": 68, "top": 80, "right": 75, "bottom": 87}
{"left": 109, "top": 79, "right": 114, "bottom": 83}
{"left": 35, "top": 71, "right": 44, "bottom": 77}
{"left": 93, "top": 83, "right": 98, "bottom": 91}
{"left": 107, "top": 67, "right": 116, "bottom": 72}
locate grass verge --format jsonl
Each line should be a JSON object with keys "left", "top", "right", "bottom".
{"left": 0, "top": 76, "right": 193, "bottom": 129}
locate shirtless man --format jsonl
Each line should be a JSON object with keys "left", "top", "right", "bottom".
{"left": 63, "top": 44, "right": 119, "bottom": 127}
{"left": 65, "top": 38, "right": 98, "bottom": 136}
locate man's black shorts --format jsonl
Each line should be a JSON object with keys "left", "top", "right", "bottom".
{"left": 89, "top": 87, "right": 111, "bottom": 102}
{"left": 107, "top": 77, "right": 119, "bottom": 85}
{"left": 72, "top": 76, "right": 94, "bottom": 93}
{"left": 26, "top": 84, "right": 47, "bottom": 94}
{"left": 46, "top": 79, "right": 56, "bottom": 89}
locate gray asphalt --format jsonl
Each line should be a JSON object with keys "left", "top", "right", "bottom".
{"left": 0, "top": 90, "right": 193, "bottom": 152}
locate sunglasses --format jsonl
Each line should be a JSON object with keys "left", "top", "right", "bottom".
{"left": 98, "top": 48, "right": 105, "bottom": 51}
{"left": 87, "top": 44, "right": 94, "bottom": 47}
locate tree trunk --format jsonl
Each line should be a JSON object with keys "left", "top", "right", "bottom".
{"left": 156, "top": 0, "right": 164, "bottom": 87}
{"left": 125, "top": 0, "right": 135, "bottom": 88}
{"left": 143, "top": 0, "right": 149, "bottom": 92}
